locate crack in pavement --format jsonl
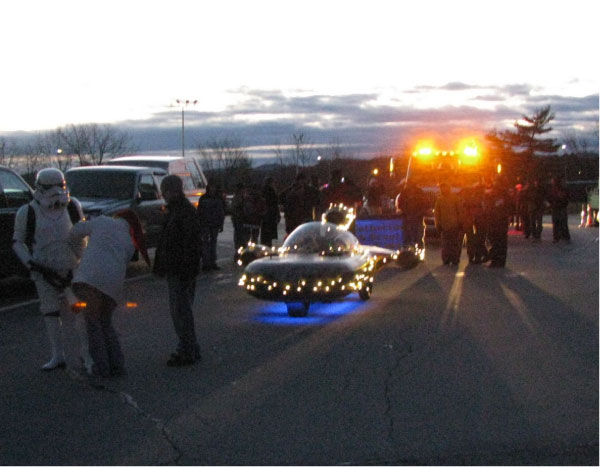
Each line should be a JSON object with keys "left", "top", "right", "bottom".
{"left": 65, "top": 367, "right": 182, "bottom": 465}
{"left": 381, "top": 329, "right": 467, "bottom": 460}
{"left": 382, "top": 340, "right": 412, "bottom": 448}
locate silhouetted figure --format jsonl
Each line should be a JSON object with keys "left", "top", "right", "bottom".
{"left": 260, "top": 177, "right": 280, "bottom": 246}
{"left": 548, "top": 176, "right": 571, "bottom": 243}
{"left": 484, "top": 179, "right": 511, "bottom": 267}
{"left": 154, "top": 175, "right": 202, "bottom": 366}
{"left": 434, "top": 182, "right": 462, "bottom": 265}
{"left": 197, "top": 181, "right": 225, "bottom": 271}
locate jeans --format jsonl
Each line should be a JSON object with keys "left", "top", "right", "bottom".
{"left": 72, "top": 282, "right": 123, "bottom": 376}
{"left": 552, "top": 208, "right": 570, "bottom": 241}
{"left": 166, "top": 275, "right": 200, "bottom": 359}
{"left": 441, "top": 229, "right": 462, "bottom": 264}
{"left": 488, "top": 225, "right": 508, "bottom": 266}
{"left": 201, "top": 226, "right": 220, "bottom": 268}
{"left": 529, "top": 209, "right": 544, "bottom": 239}
{"left": 403, "top": 216, "right": 424, "bottom": 249}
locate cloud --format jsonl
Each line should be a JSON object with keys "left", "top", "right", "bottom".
{"left": 498, "top": 84, "right": 534, "bottom": 96}
{"left": 3, "top": 86, "right": 597, "bottom": 161}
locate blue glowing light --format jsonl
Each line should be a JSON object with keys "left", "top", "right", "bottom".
{"left": 253, "top": 296, "right": 365, "bottom": 325}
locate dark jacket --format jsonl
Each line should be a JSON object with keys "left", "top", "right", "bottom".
{"left": 153, "top": 196, "right": 201, "bottom": 280}
{"left": 396, "top": 184, "right": 426, "bottom": 220}
{"left": 197, "top": 194, "right": 225, "bottom": 229}
{"left": 548, "top": 184, "right": 569, "bottom": 210}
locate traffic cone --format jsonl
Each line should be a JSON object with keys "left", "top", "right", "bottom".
{"left": 586, "top": 204, "right": 594, "bottom": 227}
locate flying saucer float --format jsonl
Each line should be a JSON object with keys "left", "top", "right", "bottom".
{"left": 237, "top": 205, "right": 402, "bottom": 317}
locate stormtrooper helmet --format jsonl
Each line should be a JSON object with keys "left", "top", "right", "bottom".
{"left": 34, "top": 168, "right": 69, "bottom": 210}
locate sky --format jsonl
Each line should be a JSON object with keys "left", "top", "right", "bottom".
{"left": 1, "top": 0, "right": 598, "bottom": 157}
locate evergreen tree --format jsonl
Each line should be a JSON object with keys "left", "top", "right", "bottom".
{"left": 495, "top": 105, "right": 560, "bottom": 179}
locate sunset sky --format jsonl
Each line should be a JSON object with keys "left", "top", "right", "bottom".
{"left": 1, "top": 0, "right": 598, "bottom": 157}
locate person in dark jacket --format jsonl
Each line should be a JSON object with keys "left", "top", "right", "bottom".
{"left": 154, "top": 175, "right": 202, "bottom": 366}
{"left": 548, "top": 176, "right": 571, "bottom": 243}
{"left": 282, "top": 173, "right": 314, "bottom": 235}
{"left": 462, "top": 185, "right": 488, "bottom": 264}
{"left": 484, "top": 179, "right": 511, "bottom": 267}
{"left": 434, "top": 182, "right": 463, "bottom": 265}
{"left": 240, "top": 184, "right": 266, "bottom": 244}
{"left": 260, "top": 177, "right": 280, "bottom": 246}
{"left": 396, "top": 179, "right": 426, "bottom": 250}
{"left": 197, "top": 182, "right": 225, "bottom": 271}
{"left": 524, "top": 178, "right": 546, "bottom": 242}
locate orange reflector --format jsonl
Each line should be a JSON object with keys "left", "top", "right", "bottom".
{"left": 125, "top": 302, "right": 138, "bottom": 308}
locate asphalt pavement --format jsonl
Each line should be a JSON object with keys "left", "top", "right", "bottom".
{"left": 0, "top": 216, "right": 598, "bottom": 465}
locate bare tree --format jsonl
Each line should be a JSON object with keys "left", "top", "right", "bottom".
{"left": 21, "top": 133, "right": 53, "bottom": 176}
{"left": 272, "top": 142, "right": 286, "bottom": 167}
{"left": 59, "top": 123, "right": 133, "bottom": 165}
{"left": 59, "top": 124, "right": 91, "bottom": 165}
{"left": 289, "top": 132, "right": 314, "bottom": 171}
{"left": 197, "top": 136, "right": 251, "bottom": 190}
{"left": 88, "top": 124, "right": 132, "bottom": 164}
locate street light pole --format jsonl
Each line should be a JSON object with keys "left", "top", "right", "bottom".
{"left": 175, "top": 99, "right": 198, "bottom": 157}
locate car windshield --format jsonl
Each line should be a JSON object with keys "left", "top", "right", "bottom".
{"left": 66, "top": 171, "right": 136, "bottom": 200}
{"left": 282, "top": 222, "right": 360, "bottom": 256}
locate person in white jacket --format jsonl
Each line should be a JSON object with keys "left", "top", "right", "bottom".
{"left": 12, "top": 168, "right": 87, "bottom": 371}
{"left": 68, "top": 210, "right": 149, "bottom": 377}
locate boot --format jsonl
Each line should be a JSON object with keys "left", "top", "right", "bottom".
{"left": 42, "top": 316, "right": 66, "bottom": 371}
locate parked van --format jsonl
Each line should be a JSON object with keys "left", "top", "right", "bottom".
{"left": 107, "top": 155, "right": 207, "bottom": 203}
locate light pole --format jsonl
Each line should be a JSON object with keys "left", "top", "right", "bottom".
{"left": 175, "top": 99, "right": 198, "bottom": 157}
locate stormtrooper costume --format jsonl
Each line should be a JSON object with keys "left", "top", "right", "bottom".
{"left": 12, "top": 168, "right": 88, "bottom": 371}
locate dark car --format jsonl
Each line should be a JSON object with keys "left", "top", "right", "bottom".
{"left": 65, "top": 165, "right": 168, "bottom": 248}
{"left": 0, "top": 166, "right": 34, "bottom": 279}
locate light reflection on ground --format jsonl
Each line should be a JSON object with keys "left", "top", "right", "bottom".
{"left": 253, "top": 295, "right": 365, "bottom": 325}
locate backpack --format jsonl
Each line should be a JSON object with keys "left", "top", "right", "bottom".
{"left": 24, "top": 201, "right": 81, "bottom": 253}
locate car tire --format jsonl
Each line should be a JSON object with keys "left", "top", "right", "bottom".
{"left": 286, "top": 301, "right": 310, "bottom": 317}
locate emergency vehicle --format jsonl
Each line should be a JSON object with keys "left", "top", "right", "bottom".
{"left": 354, "top": 137, "right": 492, "bottom": 253}
{"left": 405, "top": 137, "right": 492, "bottom": 242}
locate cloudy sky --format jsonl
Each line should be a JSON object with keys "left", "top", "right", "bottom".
{"left": 1, "top": 0, "right": 598, "bottom": 158}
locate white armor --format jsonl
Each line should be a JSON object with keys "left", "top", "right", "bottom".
{"left": 12, "top": 168, "right": 89, "bottom": 371}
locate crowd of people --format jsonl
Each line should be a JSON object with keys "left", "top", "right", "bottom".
{"left": 229, "top": 169, "right": 362, "bottom": 259}
{"left": 12, "top": 165, "right": 574, "bottom": 378}
{"left": 10, "top": 166, "right": 366, "bottom": 376}
{"left": 397, "top": 174, "right": 572, "bottom": 268}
